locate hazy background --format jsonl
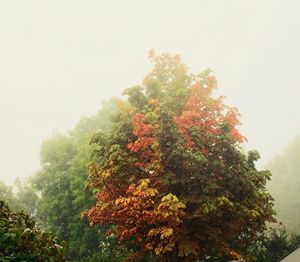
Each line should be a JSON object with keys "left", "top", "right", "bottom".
{"left": 0, "top": 0, "right": 299, "bottom": 185}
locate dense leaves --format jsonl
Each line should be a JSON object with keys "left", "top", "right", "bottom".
{"left": 85, "top": 51, "right": 275, "bottom": 261}
{"left": 0, "top": 200, "right": 65, "bottom": 261}
{"left": 267, "top": 135, "right": 300, "bottom": 233}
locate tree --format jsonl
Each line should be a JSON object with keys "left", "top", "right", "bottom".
{"left": 0, "top": 200, "right": 65, "bottom": 261}
{"left": 32, "top": 98, "right": 126, "bottom": 261}
{"left": 14, "top": 178, "right": 38, "bottom": 216}
{"left": 85, "top": 51, "right": 275, "bottom": 261}
{"left": 246, "top": 224, "right": 300, "bottom": 262}
{"left": 0, "top": 180, "right": 14, "bottom": 207}
{"left": 0, "top": 179, "right": 37, "bottom": 216}
{"left": 267, "top": 135, "right": 300, "bottom": 233}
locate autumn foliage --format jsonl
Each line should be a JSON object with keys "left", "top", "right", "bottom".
{"left": 85, "top": 51, "right": 275, "bottom": 261}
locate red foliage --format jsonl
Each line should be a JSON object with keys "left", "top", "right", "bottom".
{"left": 128, "top": 113, "right": 160, "bottom": 171}
{"left": 175, "top": 81, "right": 246, "bottom": 151}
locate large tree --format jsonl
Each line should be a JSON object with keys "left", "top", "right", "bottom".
{"left": 85, "top": 51, "right": 275, "bottom": 261}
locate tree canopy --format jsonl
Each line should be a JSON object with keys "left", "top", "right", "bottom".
{"left": 85, "top": 51, "right": 275, "bottom": 261}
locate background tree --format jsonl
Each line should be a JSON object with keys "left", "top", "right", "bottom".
{"left": 0, "top": 179, "right": 38, "bottom": 216}
{"left": 85, "top": 51, "right": 275, "bottom": 261}
{"left": 267, "top": 135, "right": 300, "bottom": 233}
{"left": 14, "top": 178, "right": 38, "bottom": 216}
{"left": 0, "top": 180, "right": 14, "bottom": 207}
{"left": 245, "top": 224, "right": 300, "bottom": 262}
{"left": 32, "top": 98, "right": 126, "bottom": 261}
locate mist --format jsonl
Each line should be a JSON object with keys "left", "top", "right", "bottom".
{"left": 1, "top": 1, "right": 300, "bottom": 185}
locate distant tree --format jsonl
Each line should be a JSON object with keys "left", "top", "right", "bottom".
{"left": 0, "top": 180, "right": 14, "bottom": 207}
{"left": 246, "top": 224, "right": 300, "bottom": 262}
{"left": 0, "top": 179, "right": 37, "bottom": 216}
{"left": 13, "top": 178, "right": 38, "bottom": 216}
{"left": 85, "top": 51, "right": 275, "bottom": 261}
{"left": 267, "top": 136, "right": 300, "bottom": 233}
{"left": 32, "top": 98, "right": 126, "bottom": 261}
{"left": 0, "top": 200, "right": 65, "bottom": 261}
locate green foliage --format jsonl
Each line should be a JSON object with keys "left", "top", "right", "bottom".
{"left": 267, "top": 136, "right": 300, "bottom": 233}
{"left": 0, "top": 200, "right": 65, "bottom": 261}
{"left": 32, "top": 98, "right": 126, "bottom": 261}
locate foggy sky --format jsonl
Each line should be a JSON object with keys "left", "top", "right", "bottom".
{"left": 1, "top": 0, "right": 300, "bottom": 185}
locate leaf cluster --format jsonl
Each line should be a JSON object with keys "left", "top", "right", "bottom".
{"left": 0, "top": 200, "right": 65, "bottom": 261}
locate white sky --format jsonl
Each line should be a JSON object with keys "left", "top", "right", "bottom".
{"left": 0, "top": 0, "right": 300, "bottom": 185}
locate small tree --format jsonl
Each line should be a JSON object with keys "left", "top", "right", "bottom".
{"left": 247, "top": 224, "right": 300, "bottom": 262}
{"left": 85, "top": 51, "right": 275, "bottom": 261}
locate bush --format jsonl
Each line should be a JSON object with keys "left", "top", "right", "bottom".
{"left": 0, "top": 200, "right": 65, "bottom": 261}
